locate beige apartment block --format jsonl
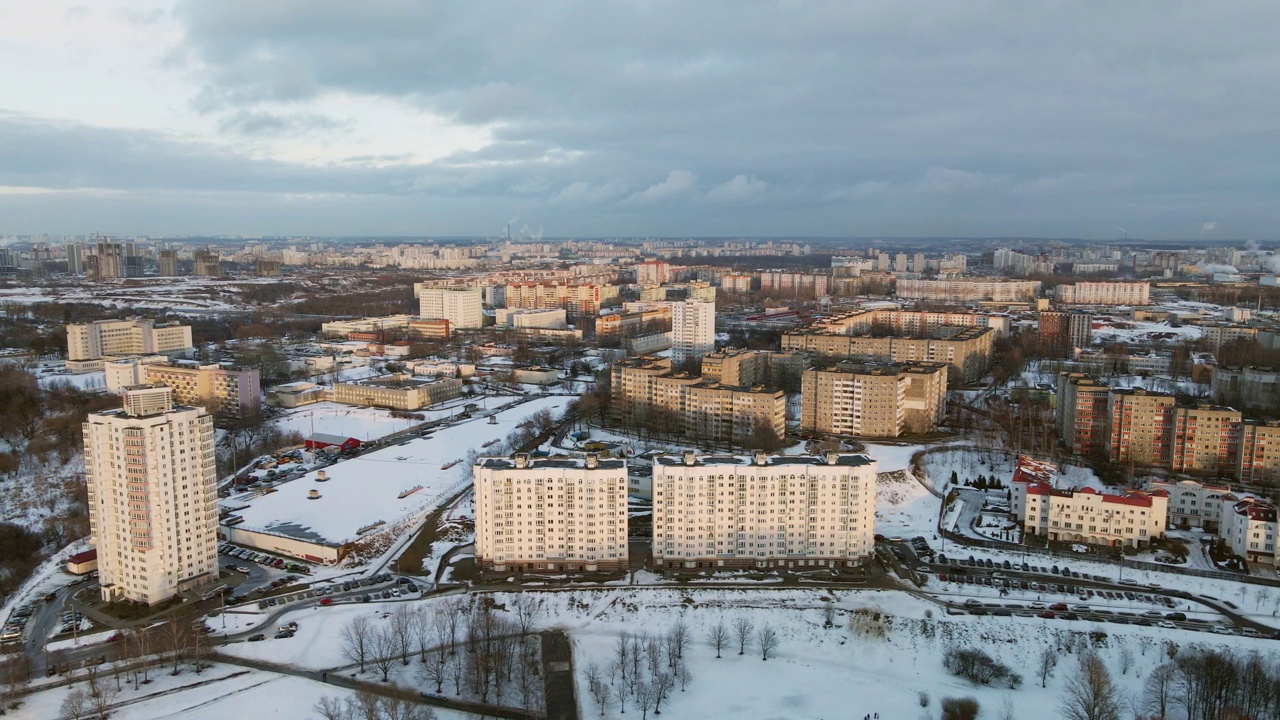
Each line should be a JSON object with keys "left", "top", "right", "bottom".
{"left": 1169, "top": 405, "right": 1241, "bottom": 476}
{"left": 331, "top": 373, "right": 462, "bottom": 410}
{"left": 652, "top": 451, "right": 877, "bottom": 570}
{"left": 498, "top": 281, "right": 620, "bottom": 316}
{"left": 782, "top": 326, "right": 992, "bottom": 382}
{"left": 800, "top": 362, "right": 947, "bottom": 437}
{"left": 1056, "top": 281, "right": 1150, "bottom": 306}
{"left": 1238, "top": 421, "right": 1280, "bottom": 485}
{"left": 1106, "top": 388, "right": 1176, "bottom": 466}
{"left": 473, "top": 454, "right": 628, "bottom": 573}
{"left": 141, "top": 362, "right": 261, "bottom": 418}
{"left": 700, "top": 348, "right": 810, "bottom": 387}
{"left": 895, "top": 279, "right": 1041, "bottom": 303}
{"left": 67, "top": 319, "right": 194, "bottom": 362}
{"left": 83, "top": 386, "right": 218, "bottom": 604}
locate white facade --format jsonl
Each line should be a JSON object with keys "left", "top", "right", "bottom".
{"left": 652, "top": 452, "right": 877, "bottom": 569}
{"left": 67, "top": 319, "right": 194, "bottom": 362}
{"left": 473, "top": 454, "right": 629, "bottom": 572}
{"left": 494, "top": 307, "right": 568, "bottom": 329}
{"left": 415, "top": 286, "right": 484, "bottom": 329}
{"left": 670, "top": 300, "right": 716, "bottom": 366}
{"left": 1018, "top": 483, "right": 1168, "bottom": 548}
{"left": 1220, "top": 498, "right": 1278, "bottom": 565}
{"left": 104, "top": 355, "right": 170, "bottom": 392}
{"left": 83, "top": 386, "right": 219, "bottom": 604}
{"left": 1057, "top": 282, "right": 1150, "bottom": 306}
{"left": 1147, "top": 479, "right": 1231, "bottom": 532}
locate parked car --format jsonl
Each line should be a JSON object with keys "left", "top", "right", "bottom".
{"left": 248, "top": 634, "right": 266, "bottom": 642}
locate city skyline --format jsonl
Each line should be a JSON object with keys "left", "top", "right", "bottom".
{"left": 3, "top": 2, "right": 1280, "bottom": 239}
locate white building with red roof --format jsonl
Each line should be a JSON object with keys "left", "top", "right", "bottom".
{"left": 1011, "top": 455, "right": 1168, "bottom": 548}
{"left": 1220, "top": 497, "right": 1278, "bottom": 565}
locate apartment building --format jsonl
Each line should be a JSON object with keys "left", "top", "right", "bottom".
{"left": 1056, "top": 374, "right": 1111, "bottom": 457}
{"left": 1212, "top": 366, "right": 1280, "bottom": 411}
{"left": 83, "top": 385, "right": 219, "bottom": 604}
{"left": 758, "top": 271, "right": 830, "bottom": 298}
{"left": 635, "top": 260, "right": 671, "bottom": 285}
{"left": 414, "top": 286, "right": 484, "bottom": 329}
{"left": 651, "top": 451, "right": 876, "bottom": 569}
{"left": 192, "top": 250, "right": 223, "bottom": 277}
{"left": 810, "top": 309, "right": 1011, "bottom": 338}
{"left": 156, "top": 249, "right": 178, "bottom": 277}
{"left": 499, "top": 281, "right": 620, "bottom": 316}
{"left": 895, "top": 279, "right": 1041, "bottom": 303}
{"left": 597, "top": 304, "right": 672, "bottom": 338}
{"left": 91, "top": 241, "right": 125, "bottom": 280}
{"left": 1147, "top": 479, "right": 1232, "bottom": 532}
{"left": 494, "top": 307, "right": 567, "bottom": 329}
{"left": 719, "top": 274, "right": 755, "bottom": 293}
{"left": 1238, "top": 421, "right": 1280, "bottom": 484}
{"left": 473, "top": 453, "right": 628, "bottom": 573}
{"left": 610, "top": 356, "right": 785, "bottom": 445}
{"left": 1200, "top": 324, "right": 1259, "bottom": 351}
{"left": 1106, "top": 388, "right": 1176, "bottom": 466}
{"left": 700, "top": 348, "right": 810, "bottom": 388}
{"left": 1169, "top": 405, "right": 1241, "bottom": 475}
{"left": 638, "top": 281, "right": 716, "bottom": 303}
{"left": 782, "top": 326, "right": 992, "bottom": 383}
{"left": 800, "top": 362, "right": 948, "bottom": 437}
{"left": 1038, "top": 311, "right": 1093, "bottom": 356}
{"left": 669, "top": 301, "right": 716, "bottom": 367}
{"left": 331, "top": 373, "right": 462, "bottom": 410}
{"left": 1017, "top": 480, "right": 1168, "bottom": 549}
{"left": 1220, "top": 497, "right": 1278, "bottom": 565}
{"left": 1056, "top": 281, "right": 1150, "bottom": 306}
{"left": 134, "top": 362, "right": 261, "bottom": 418}
{"left": 66, "top": 319, "right": 195, "bottom": 371}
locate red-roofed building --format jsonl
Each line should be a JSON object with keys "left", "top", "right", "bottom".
{"left": 1148, "top": 478, "right": 1233, "bottom": 532}
{"left": 1221, "top": 497, "right": 1278, "bottom": 565}
{"left": 66, "top": 548, "right": 98, "bottom": 575}
{"left": 1016, "top": 471, "right": 1167, "bottom": 548}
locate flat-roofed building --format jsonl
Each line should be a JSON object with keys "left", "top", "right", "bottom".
{"left": 494, "top": 307, "right": 567, "bottom": 329}
{"left": 66, "top": 319, "right": 194, "bottom": 372}
{"left": 331, "top": 373, "right": 462, "bottom": 410}
{"left": 1057, "top": 281, "right": 1150, "bottom": 306}
{"left": 1017, "top": 481, "right": 1167, "bottom": 549}
{"left": 652, "top": 451, "right": 876, "bottom": 570}
{"left": 414, "top": 286, "right": 484, "bottom": 329}
{"left": 1056, "top": 373, "right": 1110, "bottom": 457}
{"left": 800, "top": 361, "right": 947, "bottom": 437}
{"left": 83, "top": 386, "right": 218, "bottom": 604}
{"left": 896, "top": 279, "right": 1041, "bottom": 303}
{"left": 139, "top": 362, "right": 261, "bottom": 418}
{"left": 782, "top": 326, "right": 992, "bottom": 383}
{"left": 1169, "top": 404, "right": 1241, "bottom": 476}
{"left": 473, "top": 453, "right": 628, "bottom": 573}
{"left": 1238, "top": 421, "right": 1280, "bottom": 485}
{"left": 1106, "top": 388, "right": 1176, "bottom": 466}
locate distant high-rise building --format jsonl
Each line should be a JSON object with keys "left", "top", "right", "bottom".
{"left": 157, "top": 249, "right": 179, "bottom": 277}
{"left": 93, "top": 241, "right": 125, "bottom": 280}
{"left": 83, "top": 385, "right": 218, "bottom": 604}
{"left": 193, "top": 250, "right": 223, "bottom": 278}
{"left": 669, "top": 300, "right": 715, "bottom": 367}
{"left": 66, "top": 243, "right": 85, "bottom": 275}
{"left": 255, "top": 258, "right": 282, "bottom": 277}
{"left": 415, "top": 285, "right": 484, "bottom": 329}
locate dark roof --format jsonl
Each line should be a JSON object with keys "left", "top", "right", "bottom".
{"left": 68, "top": 549, "right": 98, "bottom": 564}
{"left": 653, "top": 453, "right": 873, "bottom": 468}
{"left": 477, "top": 457, "right": 626, "bottom": 471}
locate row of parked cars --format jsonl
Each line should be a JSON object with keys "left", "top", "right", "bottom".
{"left": 218, "top": 543, "right": 312, "bottom": 575}
{"left": 1, "top": 604, "right": 34, "bottom": 642}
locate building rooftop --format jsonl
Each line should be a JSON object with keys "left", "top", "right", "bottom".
{"left": 653, "top": 452, "right": 874, "bottom": 469}
{"left": 476, "top": 455, "right": 626, "bottom": 471}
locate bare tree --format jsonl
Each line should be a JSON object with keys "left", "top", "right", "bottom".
{"left": 1142, "top": 664, "right": 1176, "bottom": 720}
{"left": 652, "top": 671, "right": 674, "bottom": 715}
{"left": 313, "top": 695, "right": 346, "bottom": 720}
{"left": 390, "top": 604, "right": 415, "bottom": 665}
{"left": 342, "top": 615, "right": 373, "bottom": 674}
{"left": 615, "top": 632, "right": 632, "bottom": 684}
{"left": 1117, "top": 647, "right": 1134, "bottom": 676}
{"left": 159, "top": 620, "right": 188, "bottom": 675}
{"left": 1060, "top": 653, "right": 1123, "bottom": 720}
{"left": 588, "top": 677, "right": 611, "bottom": 717}
{"left": 635, "top": 681, "right": 656, "bottom": 720}
{"left": 371, "top": 626, "right": 399, "bottom": 682}
{"left": 677, "top": 665, "right": 692, "bottom": 693}
{"left": 707, "top": 620, "right": 729, "bottom": 659}
{"left": 419, "top": 648, "right": 450, "bottom": 694}
{"left": 613, "top": 679, "right": 630, "bottom": 715}
{"left": 733, "top": 617, "right": 753, "bottom": 656}
{"left": 667, "top": 620, "right": 690, "bottom": 663}
{"left": 1039, "top": 647, "right": 1059, "bottom": 688}
{"left": 415, "top": 606, "right": 435, "bottom": 662}
{"left": 511, "top": 594, "right": 543, "bottom": 636}
{"left": 60, "top": 688, "right": 90, "bottom": 720}
{"left": 998, "top": 695, "right": 1016, "bottom": 720}
{"left": 758, "top": 625, "right": 778, "bottom": 661}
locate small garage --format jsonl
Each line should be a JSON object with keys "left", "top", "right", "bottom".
{"left": 304, "top": 433, "right": 362, "bottom": 452}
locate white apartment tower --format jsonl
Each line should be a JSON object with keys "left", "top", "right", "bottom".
{"left": 67, "top": 319, "right": 194, "bottom": 362}
{"left": 415, "top": 285, "right": 484, "bottom": 329}
{"left": 670, "top": 300, "right": 716, "bottom": 367}
{"left": 473, "top": 454, "right": 629, "bottom": 573}
{"left": 83, "top": 385, "right": 219, "bottom": 604}
{"left": 652, "top": 452, "right": 877, "bottom": 570}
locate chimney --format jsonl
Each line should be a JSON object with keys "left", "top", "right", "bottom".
{"left": 682, "top": 450, "right": 696, "bottom": 466}
{"left": 754, "top": 451, "right": 768, "bottom": 466}
{"left": 514, "top": 453, "right": 530, "bottom": 469}
{"left": 826, "top": 452, "right": 840, "bottom": 465}
{"left": 585, "top": 453, "right": 599, "bottom": 469}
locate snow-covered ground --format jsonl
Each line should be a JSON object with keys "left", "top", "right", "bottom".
{"left": 226, "top": 397, "right": 568, "bottom": 546}
{"left": 16, "top": 662, "right": 480, "bottom": 720}
{"left": 270, "top": 402, "right": 429, "bottom": 442}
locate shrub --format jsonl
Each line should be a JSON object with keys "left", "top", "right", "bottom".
{"left": 943, "top": 647, "right": 1015, "bottom": 686}
{"left": 941, "top": 696, "right": 980, "bottom": 720}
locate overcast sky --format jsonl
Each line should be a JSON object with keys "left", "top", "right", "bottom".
{"left": 2, "top": 1, "right": 1278, "bottom": 239}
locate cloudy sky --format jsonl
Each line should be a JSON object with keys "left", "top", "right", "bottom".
{"left": 2, "top": 1, "right": 1278, "bottom": 239}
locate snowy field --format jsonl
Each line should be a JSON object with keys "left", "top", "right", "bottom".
{"left": 1090, "top": 318, "right": 1203, "bottom": 346}
{"left": 271, "top": 402, "right": 429, "bottom": 442}
{"left": 213, "top": 584, "right": 1280, "bottom": 720}
{"left": 920, "top": 447, "right": 1105, "bottom": 494}
{"left": 16, "top": 663, "right": 481, "bottom": 720}
{"left": 227, "top": 397, "right": 568, "bottom": 545}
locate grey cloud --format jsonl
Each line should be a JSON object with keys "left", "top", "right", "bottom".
{"left": 9, "top": 2, "right": 1280, "bottom": 236}
{"left": 218, "top": 110, "right": 348, "bottom": 136}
